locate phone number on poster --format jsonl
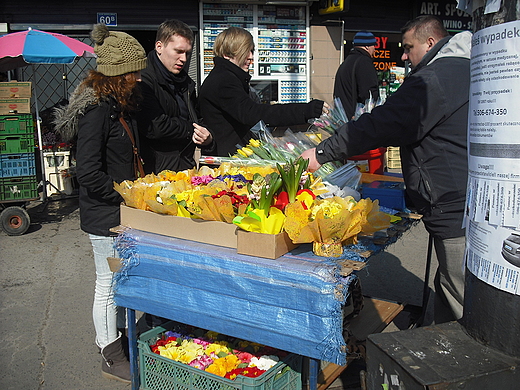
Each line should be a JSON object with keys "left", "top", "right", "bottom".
{"left": 473, "top": 108, "right": 508, "bottom": 116}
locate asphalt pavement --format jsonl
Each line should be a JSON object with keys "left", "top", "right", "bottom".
{"left": 0, "top": 194, "right": 435, "bottom": 390}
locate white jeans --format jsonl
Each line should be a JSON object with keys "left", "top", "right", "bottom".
{"left": 89, "top": 234, "right": 125, "bottom": 349}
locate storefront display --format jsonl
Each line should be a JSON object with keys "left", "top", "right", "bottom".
{"left": 200, "top": 2, "right": 309, "bottom": 103}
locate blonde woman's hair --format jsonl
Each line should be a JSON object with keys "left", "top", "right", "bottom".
{"left": 213, "top": 27, "right": 254, "bottom": 67}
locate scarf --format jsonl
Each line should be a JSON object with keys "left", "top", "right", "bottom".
{"left": 151, "top": 52, "right": 190, "bottom": 121}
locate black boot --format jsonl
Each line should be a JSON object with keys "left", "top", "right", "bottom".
{"left": 100, "top": 335, "right": 131, "bottom": 383}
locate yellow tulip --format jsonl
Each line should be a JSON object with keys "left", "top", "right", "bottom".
{"left": 242, "top": 147, "right": 254, "bottom": 156}
{"left": 249, "top": 138, "right": 261, "bottom": 148}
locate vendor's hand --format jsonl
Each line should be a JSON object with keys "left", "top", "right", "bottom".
{"left": 192, "top": 123, "right": 212, "bottom": 146}
{"left": 322, "top": 102, "right": 330, "bottom": 115}
{"left": 300, "top": 148, "right": 322, "bottom": 172}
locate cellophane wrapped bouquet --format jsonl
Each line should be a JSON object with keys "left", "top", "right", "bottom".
{"left": 114, "top": 157, "right": 393, "bottom": 257}
{"left": 311, "top": 95, "right": 384, "bottom": 135}
{"left": 229, "top": 120, "right": 362, "bottom": 194}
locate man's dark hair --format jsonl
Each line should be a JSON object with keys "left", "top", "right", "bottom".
{"left": 401, "top": 15, "right": 449, "bottom": 43}
{"left": 156, "top": 19, "right": 194, "bottom": 45}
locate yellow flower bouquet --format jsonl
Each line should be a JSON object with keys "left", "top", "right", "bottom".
{"left": 284, "top": 196, "right": 392, "bottom": 257}
{"left": 113, "top": 160, "right": 393, "bottom": 258}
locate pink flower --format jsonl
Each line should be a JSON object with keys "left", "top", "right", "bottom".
{"left": 192, "top": 338, "right": 211, "bottom": 347}
{"left": 189, "top": 354, "right": 214, "bottom": 370}
{"left": 191, "top": 175, "right": 214, "bottom": 185}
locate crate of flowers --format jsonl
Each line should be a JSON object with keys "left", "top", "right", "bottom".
{"left": 138, "top": 321, "right": 302, "bottom": 390}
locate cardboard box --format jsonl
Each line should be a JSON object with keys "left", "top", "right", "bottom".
{"left": 236, "top": 230, "right": 298, "bottom": 259}
{"left": 0, "top": 99, "right": 31, "bottom": 115}
{"left": 0, "top": 82, "right": 32, "bottom": 98}
{"left": 119, "top": 204, "right": 299, "bottom": 258}
{"left": 120, "top": 204, "right": 238, "bottom": 248}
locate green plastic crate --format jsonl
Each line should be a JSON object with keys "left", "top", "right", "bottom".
{"left": 0, "top": 114, "right": 34, "bottom": 135}
{"left": 0, "top": 134, "right": 36, "bottom": 154}
{"left": 0, "top": 175, "right": 38, "bottom": 201}
{"left": 138, "top": 322, "right": 302, "bottom": 390}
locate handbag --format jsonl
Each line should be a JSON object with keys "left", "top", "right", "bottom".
{"left": 119, "top": 116, "right": 145, "bottom": 178}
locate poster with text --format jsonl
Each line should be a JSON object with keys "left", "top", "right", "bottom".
{"left": 466, "top": 20, "right": 520, "bottom": 294}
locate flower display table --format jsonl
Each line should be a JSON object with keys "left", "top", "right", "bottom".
{"left": 114, "top": 222, "right": 411, "bottom": 390}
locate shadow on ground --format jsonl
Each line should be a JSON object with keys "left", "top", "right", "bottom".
{"left": 26, "top": 195, "right": 79, "bottom": 225}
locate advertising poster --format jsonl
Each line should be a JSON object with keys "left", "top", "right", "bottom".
{"left": 465, "top": 20, "right": 520, "bottom": 294}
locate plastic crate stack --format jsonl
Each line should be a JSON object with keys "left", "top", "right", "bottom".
{"left": 0, "top": 114, "right": 39, "bottom": 201}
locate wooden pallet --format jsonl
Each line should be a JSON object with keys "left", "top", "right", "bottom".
{"left": 315, "top": 297, "right": 405, "bottom": 390}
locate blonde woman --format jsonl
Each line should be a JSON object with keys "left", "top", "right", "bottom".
{"left": 199, "top": 27, "right": 326, "bottom": 157}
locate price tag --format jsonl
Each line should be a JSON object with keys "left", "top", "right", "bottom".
{"left": 97, "top": 13, "right": 117, "bottom": 26}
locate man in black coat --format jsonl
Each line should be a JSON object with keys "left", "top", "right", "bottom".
{"left": 137, "top": 19, "right": 214, "bottom": 173}
{"left": 333, "top": 31, "right": 380, "bottom": 119}
{"left": 303, "top": 16, "right": 472, "bottom": 324}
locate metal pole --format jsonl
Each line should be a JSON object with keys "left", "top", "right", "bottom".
{"left": 127, "top": 308, "right": 139, "bottom": 390}
{"left": 32, "top": 64, "right": 48, "bottom": 201}
{"left": 462, "top": 0, "right": 520, "bottom": 359}
{"left": 410, "top": 234, "right": 433, "bottom": 329}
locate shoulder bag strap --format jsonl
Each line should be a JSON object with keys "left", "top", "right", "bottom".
{"left": 119, "top": 116, "right": 145, "bottom": 178}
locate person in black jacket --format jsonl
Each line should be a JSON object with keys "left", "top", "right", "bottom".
{"left": 302, "top": 16, "right": 471, "bottom": 324}
{"left": 54, "top": 24, "right": 147, "bottom": 383}
{"left": 199, "top": 27, "right": 327, "bottom": 157}
{"left": 137, "top": 19, "right": 213, "bottom": 173}
{"left": 333, "top": 30, "right": 380, "bottom": 119}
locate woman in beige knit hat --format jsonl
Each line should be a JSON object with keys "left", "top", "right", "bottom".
{"left": 54, "top": 23, "right": 147, "bottom": 384}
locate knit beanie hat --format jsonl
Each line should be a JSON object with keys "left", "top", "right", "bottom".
{"left": 91, "top": 24, "right": 147, "bottom": 76}
{"left": 353, "top": 31, "right": 376, "bottom": 46}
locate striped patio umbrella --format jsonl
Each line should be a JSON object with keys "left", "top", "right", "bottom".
{"left": 0, "top": 28, "right": 95, "bottom": 72}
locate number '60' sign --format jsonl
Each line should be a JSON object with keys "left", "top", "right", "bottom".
{"left": 97, "top": 13, "right": 117, "bottom": 26}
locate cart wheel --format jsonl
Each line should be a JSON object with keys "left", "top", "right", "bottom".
{"left": 0, "top": 206, "right": 31, "bottom": 236}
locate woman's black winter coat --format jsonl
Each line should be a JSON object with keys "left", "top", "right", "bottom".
{"left": 76, "top": 98, "right": 137, "bottom": 236}
{"left": 199, "top": 56, "right": 324, "bottom": 157}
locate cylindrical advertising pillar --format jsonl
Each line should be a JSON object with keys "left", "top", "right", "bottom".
{"left": 462, "top": 1, "right": 520, "bottom": 358}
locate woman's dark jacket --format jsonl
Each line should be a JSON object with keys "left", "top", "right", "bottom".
{"left": 54, "top": 87, "right": 138, "bottom": 237}
{"left": 78, "top": 101, "right": 137, "bottom": 236}
{"left": 137, "top": 51, "right": 203, "bottom": 173}
{"left": 317, "top": 32, "right": 472, "bottom": 239}
{"left": 199, "top": 56, "right": 324, "bottom": 157}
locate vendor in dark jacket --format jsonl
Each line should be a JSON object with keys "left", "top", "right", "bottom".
{"left": 302, "top": 16, "right": 471, "bottom": 324}
{"left": 333, "top": 30, "right": 380, "bottom": 119}
{"left": 53, "top": 24, "right": 147, "bottom": 383}
{"left": 199, "top": 27, "right": 327, "bottom": 157}
{"left": 137, "top": 19, "right": 213, "bottom": 173}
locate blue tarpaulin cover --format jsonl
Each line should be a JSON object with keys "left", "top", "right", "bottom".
{"left": 114, "top": 229, "right": 352, "bottom": 365}
{"left": 113, "top": 221, "right": 412, "bottom": 365}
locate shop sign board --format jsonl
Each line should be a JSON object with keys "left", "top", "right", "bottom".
{"left": 318, "top": 0, "right": 348, "bottom": 16}
{"left": 417, "top": 0, "right": 472, "bottom": 32}
{"left": 97, "top": 13, "right": 117, "bottom": 27}
{"left": 373, "top": 36, "right": 399, "bottom": 71}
